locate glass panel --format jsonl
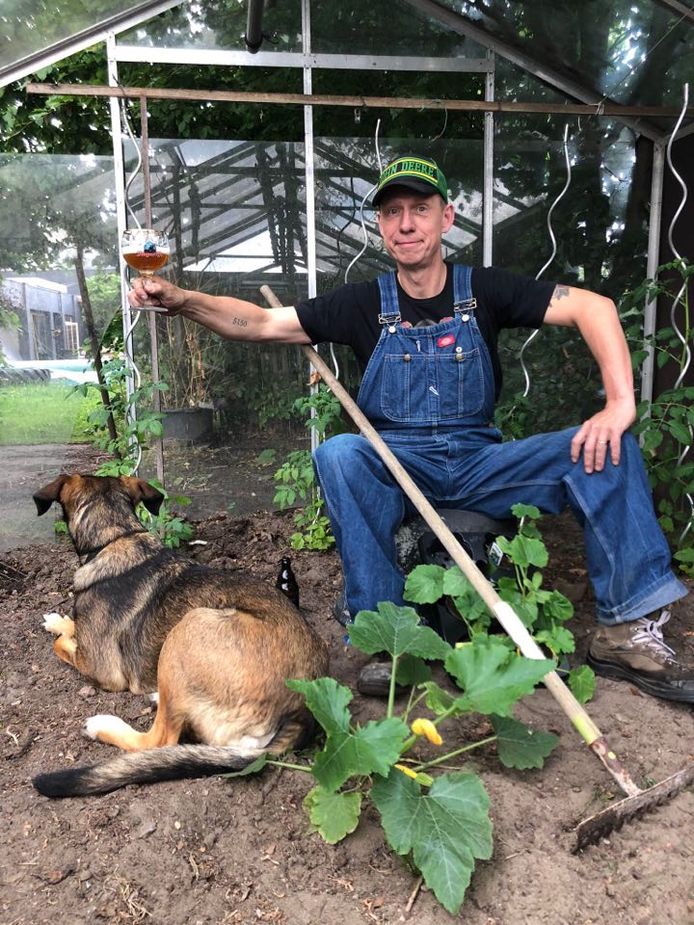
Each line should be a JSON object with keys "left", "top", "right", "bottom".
{"left": 0, "top": 0, "right": 165, "bottom": 73}
{"left": 0, "top": 152, "right": 118, "bottom": 548}
{"left": 490, "top": 74, "right": 649, "bottom": 434}
{"left": 0, "top": 143, "right": 316, "bottom": 550}
{"left": 119, "top": 0, "right": 488, "bottom": 58}
{"left": 119, "top": 1, "right": 304, "bottom": 53}
{"left": 441, "top": 0, "right": 694, "bottom": 114}
{"left": 120, "top": 138, "right": 311, "bottom": 512}
{"left": 310, "top": 0, "right": 484, "bottom": 56}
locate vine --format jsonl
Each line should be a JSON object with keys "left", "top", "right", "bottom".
{"left": 621, "top": 259, "right": 694, "bottom": 574}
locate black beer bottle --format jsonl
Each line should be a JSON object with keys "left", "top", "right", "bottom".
{"left": 276, "top": 556, "right": 300, "bottom": 608}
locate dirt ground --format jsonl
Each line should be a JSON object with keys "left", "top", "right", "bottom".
{"left": 1, "top": 445, "right": 693, "bottom": 925}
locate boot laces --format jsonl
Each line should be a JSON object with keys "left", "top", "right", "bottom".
{"left": 632, "top": 609, "right": 676, "bottom": 661}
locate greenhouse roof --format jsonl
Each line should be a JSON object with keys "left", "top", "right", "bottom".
{"left": 1, "top": 0, "right": 693, "bottom": 139}
{"left": 0, "top": 1, "right": 182, "bottom": 86}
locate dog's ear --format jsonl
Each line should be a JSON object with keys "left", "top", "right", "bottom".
{"left": 33, "top": 475, "right": 71, "bottom": 516}
{"left": 121, "top": 477, "right": 165, "bottom": 515}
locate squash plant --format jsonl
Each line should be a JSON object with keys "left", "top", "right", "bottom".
{"left": 241, "top": 605, "right": 559, "bottom": 915}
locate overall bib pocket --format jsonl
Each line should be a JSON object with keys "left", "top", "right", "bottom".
{"left": 379, "top": 346, "right": 485, "bottom": 423}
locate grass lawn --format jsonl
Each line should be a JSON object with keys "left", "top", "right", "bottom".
{"left": 0, "top": 381, "right": 99, "bottom": 445}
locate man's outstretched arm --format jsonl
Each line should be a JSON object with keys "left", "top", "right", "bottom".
{"left": 127, "top": 276, "right": 311, "bottom": 345}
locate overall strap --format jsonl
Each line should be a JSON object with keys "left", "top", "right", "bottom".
{"left": 452, "top": 264, "right": 477, "bottom": 313}
{"left": 376, "top": 272, "right": 401, "bottom": 325}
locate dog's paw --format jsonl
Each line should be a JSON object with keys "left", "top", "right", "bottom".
{"left": 43, "top": 612, "right": 71, "bottom": 635}
{"left": 83, "top": 714, "right": 130, "bottom": 742}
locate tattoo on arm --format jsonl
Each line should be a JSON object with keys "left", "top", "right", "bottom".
{"left": 551, "top": 284, "right": 571, "bottom": 301}
{"left": 231, "top": 316, "right": 248, "bottom": 327}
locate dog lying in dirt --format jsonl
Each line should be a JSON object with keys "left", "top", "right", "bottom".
{"left": 31, "top": 473, "right": 329, "bottom": 798}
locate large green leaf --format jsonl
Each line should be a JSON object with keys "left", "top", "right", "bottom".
{"left": 404, "top": 564, "right": 446, "bottom": 604}
{"left": 492, "top": 715, "right": 559, "bottom": 769}
{"left": 286, "top": 677, "right": 352, "bottom": 735}
{"left": 535, "top": 625, "right": 575, "bottom": 655}
{"left": 441, "top": 566, "right": 470, "bottom": 597}
{"left": 511, "top": 503, "right": 541, "bottom": 521}
{"left": 348, "top": 603, "right": 452, "bottom": 661}
{"left": 497, "top": 534, "right": 549, "bottom": 569}
{"left": 544, "top": 590, "right": 574, "bottom": 623}
{"left": 568, "top": 665, "right": 596, "bottom": 704}
{"left": 444, "top": 637, "right": 554, "bottom": 716}
{"left": 395, "top": 654, "right": 432, "bottom": 686}
{"left": 312, "top": 717, "right": 410, "bottom": 791}
{"left": 372, "top": 769, "right": 492, "bottom": 914}
{"left": 304, "top": 786, "right": 363, "bottom": 844}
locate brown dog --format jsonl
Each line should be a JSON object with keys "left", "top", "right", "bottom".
{"left": 32, "top": 474, "right": 329, "bottom": 798}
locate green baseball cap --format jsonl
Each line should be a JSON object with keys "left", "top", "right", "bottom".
{"left": 372, "top": 155, "right": 448, "bottom": 207}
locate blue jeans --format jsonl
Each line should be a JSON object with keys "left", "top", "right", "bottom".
{"left": 313, "top": 427, "right": 687, "bottom": 626}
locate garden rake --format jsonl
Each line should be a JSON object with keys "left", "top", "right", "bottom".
{"left": 261, "top": 284, "right": 694, "bottom": 851}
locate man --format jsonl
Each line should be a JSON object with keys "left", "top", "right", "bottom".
{"left": 128, "top": 154, "right": 692, "bottom": 702}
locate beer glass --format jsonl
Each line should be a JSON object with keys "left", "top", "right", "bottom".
{"left": 121, "top": 228, "right": 170, "bottom": 278}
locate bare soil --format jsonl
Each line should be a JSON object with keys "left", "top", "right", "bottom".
{"left": 1, "top": 446, "right": 693, "bottom": 925}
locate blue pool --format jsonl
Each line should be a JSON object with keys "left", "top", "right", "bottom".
{"left": 8, "top": 359, "right": 98, "bottom": 384}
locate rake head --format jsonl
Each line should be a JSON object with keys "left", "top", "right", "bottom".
{"left": 574, "top": 759, "right": 694, "bottom": 852}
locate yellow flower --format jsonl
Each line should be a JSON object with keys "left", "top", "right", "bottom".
{"left": 410, "top": 718, "right": 443, "bottom": 746}
{"left": 394, "top": 764, "right": 419, "bottom": 780}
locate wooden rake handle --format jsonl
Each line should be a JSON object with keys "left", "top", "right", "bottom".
{"left": 260, "top": 284, "right": 641, "bottom": 799}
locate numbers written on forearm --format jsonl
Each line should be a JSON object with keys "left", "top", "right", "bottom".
{"left": 231, "top": 317, "right": 248, "bottom": 327}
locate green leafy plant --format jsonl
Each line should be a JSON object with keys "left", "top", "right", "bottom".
{"left": 273, "top": 385, "right": 346, "bottom": 550}
{"left": 621, "top": 258, "right": 694, "bottom": 572}
{"left": 72, "top": 355, "right": 167, "bottom": 466}
{"left": 257, "top": 605, "right": 559, "bottom": 914}
{"left": 135, "top": 479, "right": 194, "bottom": 548}
{"left": 404, "top": 503, "right": 595, "bottom": 704}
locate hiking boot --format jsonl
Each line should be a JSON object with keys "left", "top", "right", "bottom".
{"left": 357, "top": 658, "right": 396, "bottom": 697}
{"left": 587, "top": 609, "right": 694, "bottom": 703}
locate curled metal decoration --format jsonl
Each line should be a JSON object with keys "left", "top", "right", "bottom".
{"left": 329, "top": 120, "right": 381, "bottom": 380}
{"left": 664, "top": 83, "right": 693, "bottom": 542}
{"left": 345, "top": 118, "right": 382, "bottom": 286}
{"left": 120, "top": 100, "right": 143, "bottom": 232}
{"left": 519, "top": 123, "right": 573, "bottom": 397}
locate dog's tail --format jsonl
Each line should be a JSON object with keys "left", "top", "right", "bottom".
{"left": 32, "top": 745, "right": 261, "bottom": 798}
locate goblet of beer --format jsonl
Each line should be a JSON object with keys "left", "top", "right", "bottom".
{"left": 121, "top": 228, "right": 170, "bottom": 278}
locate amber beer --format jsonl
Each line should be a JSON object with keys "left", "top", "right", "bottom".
{"left": 122, "top": 247, "right": 170, "bottom": 275}
{"left": 120, "top": 228, "right": 170, "bottom": 279}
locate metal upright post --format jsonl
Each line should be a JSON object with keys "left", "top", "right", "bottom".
{"left": 641, "top": 140, "right": 665, "bottom": 408}
{"left": 139, "top": 96, "right": 166, "bottom": 485}
{"left": 302, "top": 0, "right": 320, "bottom": 454}
{"left": 482, "top": 50, "right": 495, "bottom": 267}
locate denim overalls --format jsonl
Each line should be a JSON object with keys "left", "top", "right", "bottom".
{"left": 357, "top": 265, "right": 497, "bottom": 435}
{"left": 313, "top": 265, "right": 687, "bottom": 625}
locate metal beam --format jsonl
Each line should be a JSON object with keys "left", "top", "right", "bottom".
{"left": 399, "top": 0, "right": 665, "bottom": 142}
{"left": 652, "top": 0, "right": 694, "bottom": 25}
{"left": 112, "top": 45, "right": 492, "bottom": 73}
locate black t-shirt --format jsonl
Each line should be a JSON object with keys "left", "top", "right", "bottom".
{"left": 295, "top": 264, "right": 555, "bottom": 399}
